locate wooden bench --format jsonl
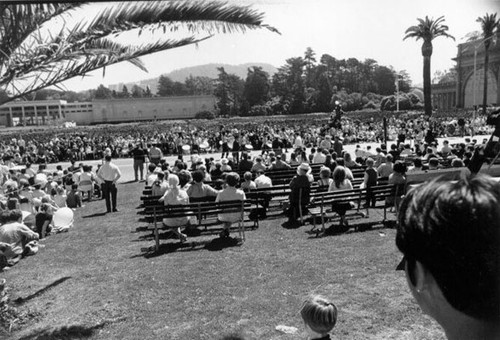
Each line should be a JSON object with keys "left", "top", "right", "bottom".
{"left": 140, "top": 197, "right": 258, "bottom": 251}
{"left": 305, "top": 184, "right": 399, "bottom": 233}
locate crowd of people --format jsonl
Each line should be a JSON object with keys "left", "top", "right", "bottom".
{"left": 0, "top": 111, "right": 494, "bottom": 166}
{"left": 0, "top": 110, "right": 499, "bottom": 339}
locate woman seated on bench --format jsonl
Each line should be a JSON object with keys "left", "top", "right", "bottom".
{"left": 159, "top": 174, "right": 190, "bottom": 243}
{"left": 186, "top": 170, "right": 218, "bottom": 202}
{"left": 325, "top": 166, "right": 353, "bottom": 234}
{"left": 215, "top": 172, "right": 246, "bottom": 239}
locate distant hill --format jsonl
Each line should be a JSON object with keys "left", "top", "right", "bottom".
{"left": 166, "top": 62, "right": 278, "bottom": 82}
{"left": 108, "top": 63, "right": 278, "bottom": 94}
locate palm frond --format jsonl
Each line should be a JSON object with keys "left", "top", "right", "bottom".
{"left": 0, "top": 3, "right": 84, "bottom": 65}
{"left": 1, "top": 36, "right": 211, "bottom": 103}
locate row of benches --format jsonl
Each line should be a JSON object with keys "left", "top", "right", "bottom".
{"left": 138, "top": 180, "right": 398, "bottom": 251}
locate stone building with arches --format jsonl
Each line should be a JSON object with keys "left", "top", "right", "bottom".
{"left": 454, "top": 32, "right": 500, "bottom": 109}
{"left": 432, "top": 32, "right": 500, "bottom": 111}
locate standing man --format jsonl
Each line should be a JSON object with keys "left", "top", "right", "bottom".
{"left": 148, "top": 143, "right": 163, "bottom": 166}
{"left": 97, "top": 155, "right": 121, "bottom": 213}
{"left": 131, "top": 144, "right": 146, "bottom": 182}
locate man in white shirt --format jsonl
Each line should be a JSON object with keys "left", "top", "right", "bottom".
{"left": 312, "top": 147, "right": 326, "bottom": 164}
{"left": 97, "top": 155, "right": 122, "bottom": 213}
{"left": 254, "top": 170, "right": 273, "bottom": 188}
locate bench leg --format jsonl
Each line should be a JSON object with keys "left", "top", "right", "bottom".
{"left": 154, "top": 220, "right": 160, "bottom": 252}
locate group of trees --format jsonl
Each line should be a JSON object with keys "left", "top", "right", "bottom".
{"left": 212, "top": 48, "right": 415, "bottom": 117}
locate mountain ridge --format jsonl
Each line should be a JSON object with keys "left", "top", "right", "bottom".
{"left": 108, "top": 62, "right": 278, "bottom": 93}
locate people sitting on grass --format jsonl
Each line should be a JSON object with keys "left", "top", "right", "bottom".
{"left": 396, "top": 175, "right": 500, "bottom": 340}
{"left": 66, "top": 183, "right": 82, "bottom": 209}
{"left": 35, "top": 203, "right": 53, "bottom": 239}
{"left": 159, "top": 174, "right": 190, "bottom": 243}
{"left": 215, "top": 172, "right": 245, "bottom": 239}
{"left": 300, "top": 295, "right": 338, "bottom": 340}
{"left": 0, "top": 209, "right": 39, "bottom": 266}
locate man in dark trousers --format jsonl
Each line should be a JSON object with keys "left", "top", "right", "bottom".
{"left": 131, "top": 144, "right": 146, "bottom": 181}
{"left": 97, "top": 155, "right": 122, "bottom": 213}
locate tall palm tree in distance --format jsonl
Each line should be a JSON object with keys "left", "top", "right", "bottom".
{"left": 404, "top": 16, "right": 454, "bottom": 116}
{"left": 0, "top": 2, "right": 277, "bottom": 104}
{"left": 476, "top": 13, "right": 499, "bottom": 114}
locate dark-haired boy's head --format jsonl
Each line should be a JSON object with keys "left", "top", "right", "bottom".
{"left": 396, "top": 175, "right": 500, "bottom": 321}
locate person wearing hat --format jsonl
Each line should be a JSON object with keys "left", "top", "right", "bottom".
{"left": 220, "top": 158, "right": 232, "bottom": 172}
{"left": 285, "top": 163, "right": 312, "bottom": 227}
{"left": 396, "top": 175, "right": 500, "bottom": 339}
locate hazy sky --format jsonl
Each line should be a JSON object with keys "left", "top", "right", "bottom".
{"left": 57, "top": 0, "right": 499, "bottom": 92}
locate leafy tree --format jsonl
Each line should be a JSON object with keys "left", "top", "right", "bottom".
{"left": 432, "top": 67, "right": 457, "bottom": 84}
{"left": 373, "top": 66, "right": 396, "bottom": 95}
{"left": 397, "top": 70, "right": 412, "bottom": 93}
{"left": 0, "top": 2, "right": 277, "bottom": 104}
{"left": 314, "top": 73, "right": 333, "bottom": 112}
{"left": 185, "top": 75, "right": 214, "bottom": 95}
{"left": 94, "top": 84, "right": 112, "bottom": 99}
{"left": 244, "top": 66, "right": 270, "bottom": 107}
{"left": 304, "top": 47, "right": 317, "bottom": 87}
{"left": 172, "top": 81, "right": 188, "bottom": 96}
{"left": 121, "top": 85, "right": 130, "bottom": 98}
{"left": 475, "top": 13, "right": 500, "bottom": 114}
{"left": 404, "top": 16, "right": 455, "bottom": 116}
{"left": 157, "top": 75, "right": 175, "bottom": 97}
{"left": 195, "top": 110, "right": 215, "bottom": 119}
{"left": 131, "top": 84, "right": 144, "bottom": 98}
{"left": 214, "top": 67, "right": 244, "bottom": 117}
{"left": 144, "top": 86, "right": 152, "bottom": 98}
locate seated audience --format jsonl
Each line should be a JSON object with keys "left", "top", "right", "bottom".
{"left": 215, "top": 172, "right": 246, "bottom": 238}
{"left": 159, "top": 174, "right": 190, "bottom": 242}
{"left": 186, "top": 170, "right": 218, "bottom": 201}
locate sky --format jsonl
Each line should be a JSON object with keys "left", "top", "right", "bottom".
{"left": 55, "top": 0, "right": 500, "bottom": 92}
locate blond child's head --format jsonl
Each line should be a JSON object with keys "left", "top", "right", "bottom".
{"left": 300, "top": 295, "right": 337, "bottom": 337}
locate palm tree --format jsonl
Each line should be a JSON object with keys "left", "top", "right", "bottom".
{"left": 476, "top": 13, "right": 500, "bottom": 114}
{"left": 0, "top": 2, "right": 277, "bottom": 104}
{"left": 404, "top": 16, "right": 454, "bottom": 116}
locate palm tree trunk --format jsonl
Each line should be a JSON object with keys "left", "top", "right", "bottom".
{"left": 482, "top": 45, "right": 490, "bottom": 115}
{"left": 423, "top": 55, "right": 432, "bottom": 116}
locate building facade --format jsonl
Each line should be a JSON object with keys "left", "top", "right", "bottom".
{"left": 430, "top": 32, "right": 500, "bottom": 110}
{"left": 0, "top": 95, "right": 216, "bottom": 126}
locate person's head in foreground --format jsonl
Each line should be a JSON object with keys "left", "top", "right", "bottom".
{"left": 396, "top": 175, "right": 500, "bottom": 340}
{"left": 300, "top": 295, "right": 337, "bottom": 339}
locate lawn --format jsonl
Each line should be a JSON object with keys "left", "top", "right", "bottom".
{"left": 1, "top": 178, "right": 445, "bottom": 340}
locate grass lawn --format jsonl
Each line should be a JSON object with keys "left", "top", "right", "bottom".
{"left": 1, "top": 178, "right": 445, "bottom": 340}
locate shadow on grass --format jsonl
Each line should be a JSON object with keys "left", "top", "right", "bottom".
{"left": 81, "top": 212, "right": 107, "bottom": 218}
{"left": 17, "top": 322, "right": 108, "bottom": 340}
{"left": 133, "top": 237, "right": 243, "bottom": 258}
{"left": 14, "top": 277, "right": 71, "bottom": 305}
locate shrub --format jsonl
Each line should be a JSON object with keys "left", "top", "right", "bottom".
{"left": 247, "top": 105, "right": 270, "bottom": 117}
{"left": 195, "top": 110, "right": 215, "bottom": 119}
{"left": 363, "top": 100, "right": 378, "bottom": 109}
